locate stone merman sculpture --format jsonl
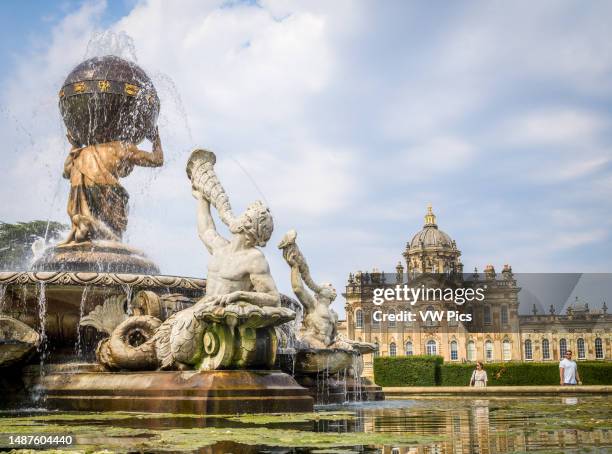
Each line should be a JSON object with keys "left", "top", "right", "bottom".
{"left": 279, "top": 229, "right": 351, "bottom": 350}
{"left": 278, "top": 229, "right": 378, "bottom": 378}
{"left": 96, "top": 149, "right": 293, "bottom": 371}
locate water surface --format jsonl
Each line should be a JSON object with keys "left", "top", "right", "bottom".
{"left": 0, "top": 395, "right": 610, "bottom": 453}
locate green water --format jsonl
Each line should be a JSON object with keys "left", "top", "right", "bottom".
{"left": 0, "top": 396, "right": 610, "bottom": 453}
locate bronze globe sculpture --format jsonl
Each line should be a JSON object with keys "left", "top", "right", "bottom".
{"left": 59, "top": 55, "right": 160, "bottom": 146}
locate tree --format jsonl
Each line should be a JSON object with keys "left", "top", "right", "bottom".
{"left": 0, "top": 221, "right": 67, "bottom": 270}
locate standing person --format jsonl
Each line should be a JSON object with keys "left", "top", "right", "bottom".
{"left": 559, "top": 350, "right": 582, "bottom": 385}
{"left": 470, "top": 361, "right": 488, "bottom": 387}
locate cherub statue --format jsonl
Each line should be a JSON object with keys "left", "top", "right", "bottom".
{"left": 278, "top": 229, "right": 341, "bottom": 349}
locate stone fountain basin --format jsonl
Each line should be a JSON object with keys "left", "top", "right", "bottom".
{"left": 0, "top": 315, "right": 40, "bottom": 367}
{"left": 0, "top": 271, "right": 205, "bottom": 351}
{"left": 290, "top": 348, "right": 359, "bottom": 375}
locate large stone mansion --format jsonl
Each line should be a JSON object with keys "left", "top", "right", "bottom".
{"left": 339, "top": 205, "right": 611, "bottom": 377}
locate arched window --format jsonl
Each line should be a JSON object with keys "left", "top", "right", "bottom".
{"left": 425, "top": 305, "right": 437, "bottom": 326}
{"left": 524, "top": 339, "right": 533, "bottom": 360}
{"left": 595, "top": 338, "right": 604, "bottom": 359}
{"left": 373, "top": 340, "right": 380, "bottom": 357}
{"left": 503, "top": 339, "right": 511, "bottom": 361}
{"left": 355, "top": 310, "right": 363, "bottom": 329}
{"left": 450, "top": 340, "right": 458, "bottom": 360}
{"left": 372, "top": 310, "right": 380, "bottom": 328}
{"left": 467, "top": 340, "right": 476, "bottom": 361}
{"left": 559, "top": 338, "right": 567, "bottom": 358}
{"left": 389, "top": 342, "right": 397, "bottom": 356}
{"left": 388, "top": 310, "right": 396, "bottom": 328}
{"left": 405, "top": 341, "right": 413, "bottom": 356}
{"left": 542, "top": 339, "right": 550, "bottom": 360}
{"left": 501, "top": 305, "right": 509, "bottom": 325}
{"left": 577, "top": 338, "right": 585, "bottom": 359}
{"left": 484, "top": 306, "right": 492, "bottom": 325}
{"left": 485, "top": 340, "right": 494, "bottom": 361}
{"left": 426, "top": 340, "right": 437, "bottom": 355}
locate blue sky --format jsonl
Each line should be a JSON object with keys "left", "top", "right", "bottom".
{"left": 0, "top": 0, "right": 611, "bottom": 316}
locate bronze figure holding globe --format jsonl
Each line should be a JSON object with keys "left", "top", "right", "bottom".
{"left": 32, "top": 55, "right": 163, "bottom": 273}
{"left": 59, "top": 55, "right": 164, "bottom": 245}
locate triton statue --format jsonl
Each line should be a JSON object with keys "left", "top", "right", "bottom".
{"left": 96, "top": 149, "right": 293, "bottom": 371}
{"left": 279, "top": 229, "right": 377, "bottom": 377}
{"left": 279, "top": 229, "right": 351, "bottom": 350}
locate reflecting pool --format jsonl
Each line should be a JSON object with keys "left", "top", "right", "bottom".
{"left": 1, "top": 395, "right": 610, "bottom": 453}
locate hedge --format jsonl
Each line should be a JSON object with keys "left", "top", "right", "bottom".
{"left": 374, "top": 355, "right": 443, "bottom": 386}
{"left": 374, "top": 356, "right": 612, "bottom": 386}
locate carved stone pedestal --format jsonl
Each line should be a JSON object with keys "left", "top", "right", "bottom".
{"left": 26, "top": 366, "right": 313, "bottom": 414}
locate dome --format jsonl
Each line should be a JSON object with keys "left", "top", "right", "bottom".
{"left": 409, "top": 205, "right": 455, "bottom": 250}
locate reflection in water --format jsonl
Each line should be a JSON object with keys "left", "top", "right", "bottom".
{"left": 355, "top": 396, "right": 611, "bottom": 454}
{"left": 0, "top": 396, "right": 610, "bottom": 453}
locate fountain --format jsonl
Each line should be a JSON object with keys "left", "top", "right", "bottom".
{"left": 0, "top": 54, "right": 315, "bottom": 414}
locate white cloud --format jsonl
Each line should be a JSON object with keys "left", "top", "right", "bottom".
{"left": 504, "top": 109, "right": 607, "bottom": 146}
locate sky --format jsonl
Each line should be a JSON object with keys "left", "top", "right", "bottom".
{"left": 0, "top": 0, "right": 611, "bottom": 317}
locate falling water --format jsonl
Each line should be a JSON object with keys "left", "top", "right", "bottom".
{"left": 122, "top": 284, "right": 133, "bottom": 315}
{"left": 75, "top": 286, "right": 89, "bottom": 356}
{"left": 351, "top": 354, "right": 363, "bottom": 403}
{"left": 37, "top": 282, "right": 48, "bottom": 372}
{"left": 0, "top": 284, "right": 6, "bottom": 312}
{"left": 30, "top": 282, "right": 49, "bottom": 404}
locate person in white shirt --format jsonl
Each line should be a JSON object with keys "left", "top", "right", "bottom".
{"left": 559, "top": 350, "right": 582, "bottom": 385}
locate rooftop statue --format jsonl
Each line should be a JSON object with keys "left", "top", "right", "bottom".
{"left": 97, "top": 149, "right": 293, "bottom": 371}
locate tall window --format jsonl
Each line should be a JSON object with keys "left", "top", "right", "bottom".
{"left": 542, "top": 339, "right": 550, "bottom": 360}
{"left": 467, "top": 341, "right": 476, "bottom": 361}
{"left": 484, "top": 306, "right": 492, "bottom": 325}
{"left": 503, "top": 339, "right": 511, "bottom": 361}
{"left": 524, "top": 339, "right": 533, "bottom": 360}
{"left": 559, "top": 338, "right": 567, "bottom": 358}
{"left": 450, "top": 340, "right": 458, "bottom": 361}
{"left": 373, "top": 341, "right": 380, "bottom": 357}
{"left": 355, "top": 310, "right": 363, "bottom": 329}
{"left": 388, "top": 310, "right": 396, "bottom": 328}
{"left": 372, "top": 311, "right": 380, "bottom": 328}
{"left": 501, "top": 305, "right": 509, "bottom": 325}
{"left": 389, "top": 342, "right": 397, "bottom": 356}
{"left": 577, "top": 338, "right": 585, "bottom": 359}
{"left": 426, "top": 340, "right": 437, "bottom": 355}
{"left": 425, "top": 305, "right": 437, "bottom": 326}
{"left": 485, "top": 340, "right": 494, "bottom": 361}
{"left": 595, "top": 338, "right": 604, "bottom": 359}
{"left": 405, "top": 341, "right": 413, "bottom": 356}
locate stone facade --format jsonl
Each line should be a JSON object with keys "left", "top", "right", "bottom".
{"left": 341, "top": 206, "right": 612, "bottom": 377}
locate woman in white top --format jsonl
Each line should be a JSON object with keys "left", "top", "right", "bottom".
{"left": 470, "top": 361, "right": 488, "bottom": 387}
